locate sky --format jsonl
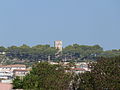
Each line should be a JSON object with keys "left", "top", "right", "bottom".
{"left": 0, "top": 0, "right": 120, "bottom": 50}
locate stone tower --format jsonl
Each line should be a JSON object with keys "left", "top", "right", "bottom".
{"left": 54, "top": 40, "right": 62, "bottom": 52}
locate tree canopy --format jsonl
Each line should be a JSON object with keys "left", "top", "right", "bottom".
{"left": 0, "top": 44, "right": 120, "bottom": 64}
{"left": 73, "top": 56, "right": 120, "bottom": 90}
{"left": 13, "top": 62, "right": 72, "bottom": 90}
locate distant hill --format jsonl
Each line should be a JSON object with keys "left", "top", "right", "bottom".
{"left": 0, "top": 44, "right": 120, "bottom": 64}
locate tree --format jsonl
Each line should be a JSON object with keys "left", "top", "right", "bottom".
{"left": 63, "top": 44, "right": 103, "bottom": 61}
{"left": 74, "top": 56, "right": 120, "bottom": 90}
{"left": 0, "top": 46, "right": 6, "bottom": 52}
{"left": 13, "top": 62, "right": 72, "bottom": 90}
{"left": 13, "top": 76, "right": 23, "bottom": 89}
{"left": 6, "top": 44, "right": 57, "bottom": 61}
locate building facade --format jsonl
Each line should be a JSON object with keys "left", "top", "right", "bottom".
{"left": 0, "top": 64, "right": 27, "bottom": 80}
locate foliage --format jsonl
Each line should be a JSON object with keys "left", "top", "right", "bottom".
{"left": 13, "top": 62, "right": 72, "bottom": 90}
{"left": 74, "top": 56, "right": 120, "bottom": 90}
{"left": 6, "top": 44, "right": 57, "bottom": 61}
{"left": 13, "top": 76, "right": 23, "bottom": 89}
{"left": 0, "top": 44, "right": 120, "bottom": 62}
{"left": 63, "top": 44, "right": 103, "bottom": 61}
{"left": 0, "top": 46, "right": 6, "bottom": 52}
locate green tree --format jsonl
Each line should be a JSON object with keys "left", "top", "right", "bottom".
{"left": 0, "top": 46, "right": 6, "bottom": 52}
{"left": 13, "top": 76, "right": 23, "bottom": 89}
{"left": 14, "top": 62, "right": 72, "bottom": 90}
{"left": 74, "top": 56, "right": 120, "bottom": 90}
{"left": 6, "top": 44, "right": 57, "bottom": 61}
{"left": 63, "top": 44, "right": 103, "bottom": 61}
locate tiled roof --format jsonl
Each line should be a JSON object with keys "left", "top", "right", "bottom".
{"left": 0, "top": 64, "right": 26, "bottom": 68}
{"left": 13, "top": 69, "right": 29, "bottom": 72}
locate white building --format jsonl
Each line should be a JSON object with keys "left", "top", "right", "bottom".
{"left": 75, "top": 62, "right": 91, "bottom": 71}
{"left": 71, "top": 68, "right": 86, "bottom": 74}
{"left": 13, "top": 69, "right": 29, "bottom": 77}
{"left": 0, "top": 64, "right": 26, "bottom": 80}
{"left": 0, "top": 64, "right": 26, "bottom": 72}
{"left": 0, "top": 71, "right": 13, "bottom": 79}
{"left": 0, "top": 52, "right": 6, "bottom": 55}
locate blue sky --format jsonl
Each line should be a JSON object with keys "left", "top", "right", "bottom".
{"left": 0, "top": 0, "right": 120, "bottom": 50}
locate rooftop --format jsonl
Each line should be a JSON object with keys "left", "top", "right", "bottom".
{"left": 0, "top": 64, "right": 26, "bottom": 68}
{"left": 13, "top": 69, "right": 29, "bottom": 72}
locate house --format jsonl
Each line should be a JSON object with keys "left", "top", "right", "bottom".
{"left": 71, "top": 68, "right": 86, "bottom": 74}
{"left": 0, "top": 64, "right": 27, "bottom": 82}
{"left": 0, "top": 52, "right": 6, "bottom": 55}
{"left": 13, "top": 69, "right": 29, "bottom": 77}
{"left": 0, "top": 71, "right": 13, "bottom": 79}
{"left": 75, "top": 62, "right": 91, "bottom": 71}
{"left": 0, "top": 64, "right": 26, "bottom": 72}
